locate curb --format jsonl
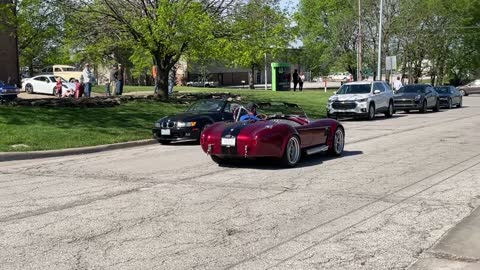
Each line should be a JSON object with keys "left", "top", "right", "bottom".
{"left": 0, "top": 139, "right": 157, "bottom": 163}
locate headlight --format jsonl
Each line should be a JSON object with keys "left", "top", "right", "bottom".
{"left": 356, "top": 98, "right": 368, "bottom": 102}
{"left": 415, "top": 95, "right": 422, "bottom": 100}
{"left": 177, "top": 121, "right": 197, "bottom": 128}
{"left": 154, "top": 122, "right": 161, "bottom": 128}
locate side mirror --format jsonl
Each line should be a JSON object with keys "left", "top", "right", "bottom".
{"left": 373, "top": 89, "right": 381, "bottom": 94}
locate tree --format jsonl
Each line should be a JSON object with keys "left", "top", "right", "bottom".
{"left": 66, "top": 0, "right": 232, "bottom": 99}
{"left": 226, "top": 0, "right": 291, "bottom": 89}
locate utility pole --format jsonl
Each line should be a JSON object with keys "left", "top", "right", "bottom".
{"left": 377, "top": 0, "right": 383, "bottom": 81}
{"left": 357, "top": 0, "right": 362, "bottom": 81}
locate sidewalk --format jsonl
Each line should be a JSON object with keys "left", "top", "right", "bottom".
{"left": 408, "top": 207, "right": 480, "bottom": 269}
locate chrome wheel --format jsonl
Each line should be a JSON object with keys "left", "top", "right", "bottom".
{"left": 329, "top": 128, "right": 345, "bottom": 156}
{"left": 286, "top": 136, "right": 300, "bottom": 165}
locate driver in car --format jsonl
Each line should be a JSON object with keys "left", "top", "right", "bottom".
{"left": 240, "top": 103, "right": 261, "bottom": 121}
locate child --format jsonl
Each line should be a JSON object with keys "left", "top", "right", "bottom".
{"left": 75, "top": 79, "right": 84, "bottom": 98}
{"left": 55, "top": 77, "right": 63, "bottom": 97}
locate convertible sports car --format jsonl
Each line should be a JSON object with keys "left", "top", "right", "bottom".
{"left": 200, "top": 102, "right": 345, "bottom": 167}
{"left": 22, "top": 75, "right": 75, "bottom": 95}
{"left": 152, "top": 99, "right": 241, "bottom": 144}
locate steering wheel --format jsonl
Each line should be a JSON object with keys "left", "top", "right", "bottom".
{"left": 257, "top": 113, "right": 267, "bottom": 120}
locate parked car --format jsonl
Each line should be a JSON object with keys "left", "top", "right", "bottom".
{"left": 152, "top": 99, "right": 241, "bottom": 144}
{"left": 40, "top": 65, "right": 83, "bottom": 83}
{"left": 457, "top": 79, "right": 480, "bottom": 96}
{"left": 328, "top": 72, "right": 352, "bottom": 81}
{"left": 326, "top": 81, "right": 395, "bottom": 120}
{"left": 22, "top": 75, "right": 76, "bottom": 95}
{"left": 393, "top": 84, "right": 440, "bottom": 113}
{"left": 186, "top": 80, "right": 219, "bottom": 88}
{"left": 0, "top": 80, "right": 19, "bottom": 100}
{"left": 434, "top": 86, "right": 463, "bottom": 109}
{"left": 200, "top": 102, "right": 345, "bottom": 167}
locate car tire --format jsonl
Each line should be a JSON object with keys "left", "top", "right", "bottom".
{"left": 433, "top": 99, "right": 440, "bottom": 112}
{"left": 25, "top": 84, "right": 34, "bottom": 94}
{"left": 385, "top": 101, "right": 394, "bottom": 118}
{"left": 457, "top": 98, "right": 463, "bottom": 108}
{"left": 367, "top": 103, "right": 375, "bottom": 120}
{"left": 459, "top": 90, "right": 467, "bottom": 96}
{"left": 52, "top": 87, "right": 57, "bottom": 96}
{"left": 157, "top": 140, "right": 171, "bottom": 145}
{"left": 420, "top": 100, "right": 427, "bottom": 113}
{"left": 447, "top": 98, "right": 452, "bottom": 109}
{"left": 69, "top": 78, "right": 75, "bottom": 83}
{"left": 211, "top": 155, "right": 228, "bottom": 166}
{"left": 281, "top": 135, "right": 301, "bottom": 167}
{"left": 328, "top": 127, "right": 345, "bottom": 156}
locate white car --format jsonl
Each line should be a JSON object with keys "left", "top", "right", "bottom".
{"left": 328, "top": 72, "right": 352, "bottom": 81}
{"left": 22, "top": 75, "right": 76, "bottom": 95}
{"left": 327, "top": 81, "right": 395, "bottom": 120}
{"left": 186, "top": 80, "right": 219, "bottom": 88}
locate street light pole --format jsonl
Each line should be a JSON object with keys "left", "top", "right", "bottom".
{"left": 357, "top": 0, "right": 362, "bottom": 81}
{"left": 377, "top": 0, "right": 383, "bottom": 81}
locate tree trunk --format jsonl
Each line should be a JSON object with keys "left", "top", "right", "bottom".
{"left": 153, "top": 55, "right": 170, "bottom": 99}
{"left": 249, "top": 65, "right": 255, "bottom": 89}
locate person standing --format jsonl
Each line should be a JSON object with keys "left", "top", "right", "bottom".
{"left": 55, "top": 77, "right": 63, "bottom": 97}
{"left": 152, "top": 65, "right": 158, "bottom": 93}
{"left": 75, "top": 79, "right": 84, "bottom": 98}
{"left": 82, "top": 63, "right": 95, "bottom": 97}
{"left": 116, "top": 64, "right": 124, "bottom": 96}
{"left": 292, "top": 69, "right": 299, "bottom": 91}
{"left": 299, "top": 72, "right": 305, "bottom": 91}
{"left": 393, "top": 76, "right": 403, "bottom": 92}
{"left": 109, "top": 65, "right": 118, "bottom": 96}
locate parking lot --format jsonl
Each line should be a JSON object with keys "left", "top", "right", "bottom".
{"left": 0, "top": 96, "right": 479, "bottom": 269}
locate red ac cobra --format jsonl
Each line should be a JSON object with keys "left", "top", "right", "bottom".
{"left": 200, "top": 102, "right": 345, "bottom": 167}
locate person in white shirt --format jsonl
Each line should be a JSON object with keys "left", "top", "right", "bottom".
{"left": 82, "top": 63, "right": 95, "bottom": 97}
{"left": 393, "top": 76, "right": 403, "bottom": 92}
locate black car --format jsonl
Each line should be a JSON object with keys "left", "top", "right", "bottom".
{"left": 153, "top": 99, "right": 241, "bottom": 144}
{"left": 434, "top": 86, "right": 463, "bottom": 109}
{"left": 393, "top": 84, "right": 440, "bottom": 113}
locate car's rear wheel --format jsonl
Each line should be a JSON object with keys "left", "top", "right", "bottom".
{"left": 211, "top": 155, "right": 228, "bottom": 165}
{"left": 420, "top": 100, "right": 427, "bottom": 113}
{"left": 367, "top": 103, "right": 375, "bottom": 120}
{"left": 69, "top": 78, "right": 76, "bottom": 83}
{"left": 328, "top": 127, "right": 345, "bottom": 156}
{"left": 281, "top": 136, "right": 301, "bottom": 167}
{"left": 457, "top": 98, "right": 463, "bottom": 108}
{"left": 157, "top": 140, "right": 171, "bottom": 145}
{"left": 433, "top": 99, "right": 440, "bottom": 112}
{"left": 385, "top": 101, "right": 394, "bottom": 118}
{"left": 25, "top": 84, "right": 34, "bottom": 94}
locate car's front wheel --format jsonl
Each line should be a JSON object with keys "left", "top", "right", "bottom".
{"left": 328, "top": 127, "right": 345, "bottom": 156}
{"left": 433, "top": 99, "right": 440, "bottom": 112}
{"left": 281, "top": 136, "right": 301, "bottom": 167}
{"left": 367, "top": 103, "right": 375, "bottom": 120}
{"left": 25, "top": 84, "right": 34, "bottom": 94}
{"left": 385, "top": 101, "right": 394, "bottom": 118}
{"left": 420, "top": 100, "right": 427, "bottom": 113}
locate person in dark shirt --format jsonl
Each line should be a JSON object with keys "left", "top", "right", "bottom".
{"left": 239, "top": 103, "right": 261, "bottom": 121}
{"left": 292, "top": 69, "right": 299, "bottom": 91}
{"left": 116, "top": 64, "right": 124, "bottom": 95}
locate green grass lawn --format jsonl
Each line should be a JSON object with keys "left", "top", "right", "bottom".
{"left": 1, "top": 88, "right": 333, "bottom": 152}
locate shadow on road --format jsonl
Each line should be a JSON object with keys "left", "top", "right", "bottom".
{"left": 216, "top": 150, "right": 363, "bottom": 170}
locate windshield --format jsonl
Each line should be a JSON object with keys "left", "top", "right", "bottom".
{"left": 434, "top": 87, "right": 450, "bottom": 94}
{"left": 336, "top": 84, "right": 371, "bottom": 94}
{"left": 187, "top": 100, "right": 224, "bottom": 112}
{"left": 397, "top": 85, "right": 426, "bottom": 94}
{"left": 257, "top": 102, "right": 307, "bottom": 118}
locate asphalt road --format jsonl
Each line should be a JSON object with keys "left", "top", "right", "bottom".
{"left": 1, "top": 96, "right": 480, "bottom": 270}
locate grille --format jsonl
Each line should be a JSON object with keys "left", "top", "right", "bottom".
{"left": 332, "top": 101, "right": 357, "bottom": 110}
{"left": 394, "top": 100, "right": 414, "bottom": 105}
{"left": 161, "top": 121, "right": 175, "bottom": 128}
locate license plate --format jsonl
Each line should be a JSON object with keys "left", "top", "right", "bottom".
{"left": 161, "top": 129, "right": 170, "bottom": 135}
{"left": 221, "top": 137, "right": 236, "bottom": 146}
